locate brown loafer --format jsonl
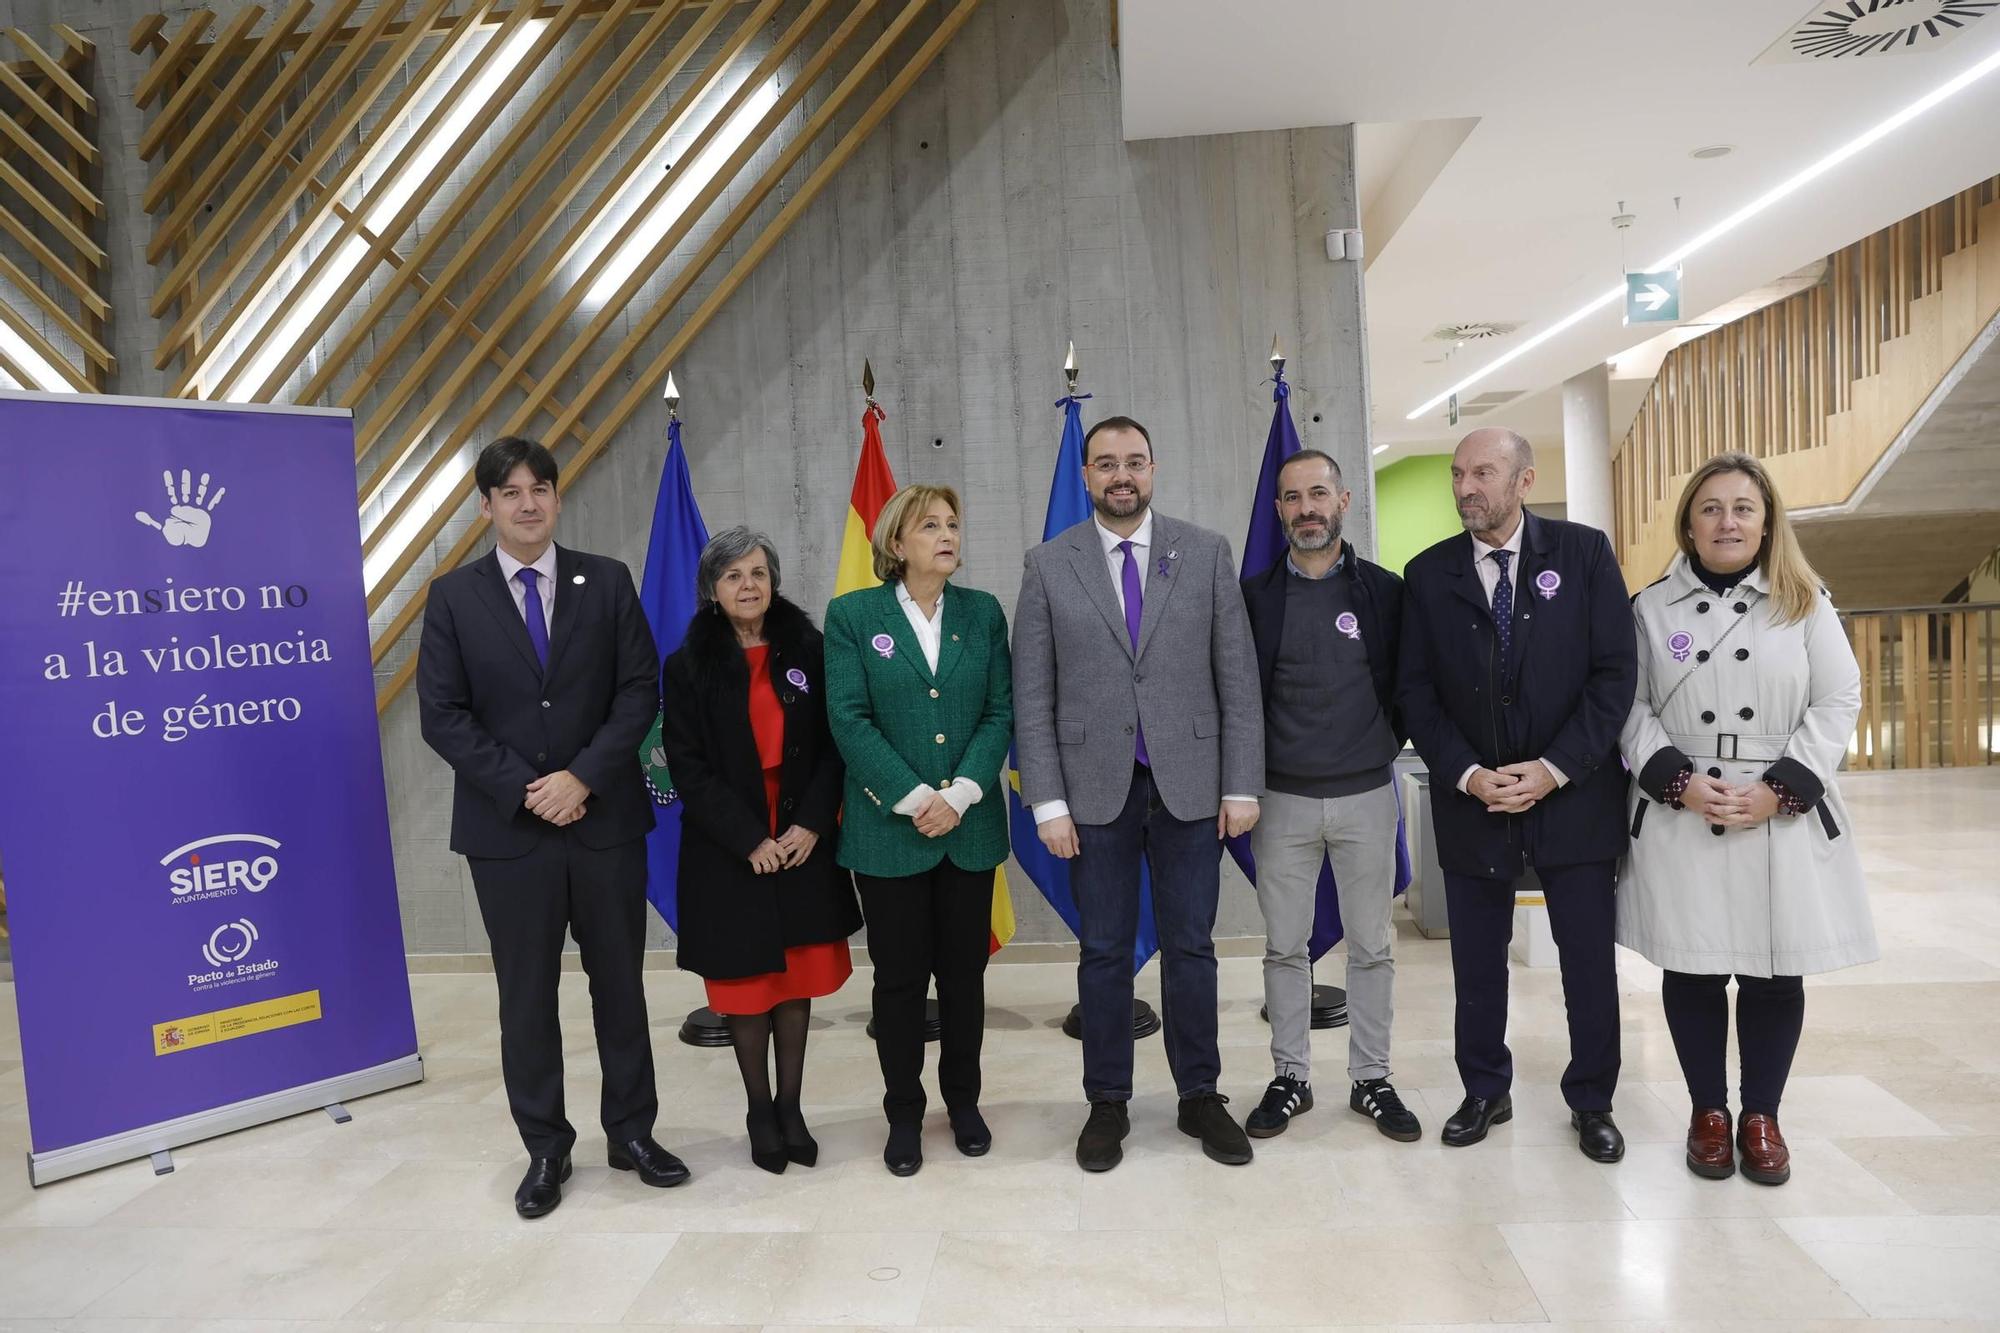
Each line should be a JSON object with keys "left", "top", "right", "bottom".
{"left": 1685, "top": 1107, "right": 1734, "bottom": 1179}
{"left": 1737, "top": 1112, "right": 1791, "bottom": 1186}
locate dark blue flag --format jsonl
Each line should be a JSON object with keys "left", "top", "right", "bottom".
{"left": 1226, "top": 367, "right": 1412, "bottom": 959}
{"left": 1005, "top": 393, "right": 1160, "bottom": 973}
{"left": 638, "top": 417, "right": 710, "bottom": 932}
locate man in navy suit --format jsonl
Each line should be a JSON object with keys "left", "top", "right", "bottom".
{"left": 418, "top": 437, "right": 689, "bottom": 1217}
{"left": 1396, "top": 428, "right": 1637, "bottom": 1163}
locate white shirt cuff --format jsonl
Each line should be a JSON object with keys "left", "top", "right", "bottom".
{"left": 1032, "top": 799, "right": 1070, "bottom": 825}
{"left": 1541, "top": 758, "right": 1569, "bottom": 788}
{"left": 942, "top": 778, "right": 982, "bottom": 814}
{"left": 1456, "top": 764, "right": 1480, "bottom": 794}
{"left": 1220, "top": 794, "right": 1260, "bottom": 805}
{"left": 892, "top": 784, "right": 936, "bottom": 817}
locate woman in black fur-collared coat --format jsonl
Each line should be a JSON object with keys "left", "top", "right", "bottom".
{"left": 660, "top": 527, "right": 860, "bottom": 1174}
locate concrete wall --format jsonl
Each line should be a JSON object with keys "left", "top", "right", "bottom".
{"left": 0, "top": 0, "right": 1372, "bottom": 954}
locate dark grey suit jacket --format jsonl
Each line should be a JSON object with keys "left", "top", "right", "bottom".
{"left": 416, "top": 545, "right": 659, "bottom": 859}
{"left": 1012, "top": 514, "right": 1263, "bottom": 824}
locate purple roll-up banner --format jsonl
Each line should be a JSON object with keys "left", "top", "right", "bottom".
{"left": 0, "top": 392, "right": 422, "bottom": 1186}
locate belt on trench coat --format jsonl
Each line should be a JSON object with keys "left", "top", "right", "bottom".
{"left": 1665, "top": 730, "right": 1791, "bottom": 763}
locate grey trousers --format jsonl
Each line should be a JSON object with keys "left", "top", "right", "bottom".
{"left": 1250, "top": 783, "right": 1400, "bottom": 1083}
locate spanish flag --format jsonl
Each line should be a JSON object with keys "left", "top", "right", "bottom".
{"left": 834, "top": 401, "right": 1015, "bottom": 954}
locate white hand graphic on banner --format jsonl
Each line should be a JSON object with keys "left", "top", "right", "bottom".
{"left": 135, "top": 469, "right": 227, "bottom": 547}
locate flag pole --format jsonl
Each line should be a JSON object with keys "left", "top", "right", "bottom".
{"left": 656, "top": 371, "right": 733, "bottom": 1048}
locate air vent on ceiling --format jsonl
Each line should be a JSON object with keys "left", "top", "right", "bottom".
{"left": 1461, "top": 389, "right": 1526, "bottom": 407}
{"left": 1756, "top": 0, "right": 1996, "bottom": 64}
{"left": 1429, "top": 321, "right": 1521, "bottom": 343}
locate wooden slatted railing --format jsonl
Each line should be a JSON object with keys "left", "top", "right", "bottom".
{"left": 1844, "top": 604, "right": 1999, "bottom": 770}
{"left": 1613, "top": 175, "right": 2000, "bottom": 586}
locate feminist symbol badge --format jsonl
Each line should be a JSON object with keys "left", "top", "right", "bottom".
{"left": 1668, "top": 631, "right": 1693, "bottom": 663}
{"left": 1335, "top": 611, "right": 1361, "bottom": 642}
{"left": 786, "top": 667, "right": 810, "bottom": 693}
{"left": 1535, "top": 570, "right": 1562, "bottom": 601}
{"left": 870, "top": 633, "right": 896, "bottom": 660}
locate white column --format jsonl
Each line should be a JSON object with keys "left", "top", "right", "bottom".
{"left": 1562, "top": 363, "right": 1615, "bottom": 536}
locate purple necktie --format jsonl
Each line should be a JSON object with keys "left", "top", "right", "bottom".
{"left": 1118, "top": 540, "right": 1149, "bottom": 767}
{"left": 1490, "top": 549, "right": 1513, "bottom": 676}
{"left": 517, "top": 567, "right": 549, "bottom": 670}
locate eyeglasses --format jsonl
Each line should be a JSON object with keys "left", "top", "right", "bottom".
{"left": 1089, "top": 459, "right": 1153, "bottom": 477}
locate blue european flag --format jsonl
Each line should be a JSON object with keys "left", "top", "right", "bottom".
{"left": 1006, "top": 393, "right": 1160, "bottom": 973}
{"left": 638, "top": 417, "right": 710, "bottom": 932}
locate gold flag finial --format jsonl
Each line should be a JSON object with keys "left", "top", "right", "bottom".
{"left": 862, "top": 358, "right": 876, "bottom": 401}
{"left": 1063, "top": 340, "right": 1079, "bottom": 395}
{"left": 662, "top": 370, "right": 680, "bottom": 419}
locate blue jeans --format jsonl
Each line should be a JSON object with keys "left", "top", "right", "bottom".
{"left": 1071, "top": 766, "right": 1223, "bottom": 1101}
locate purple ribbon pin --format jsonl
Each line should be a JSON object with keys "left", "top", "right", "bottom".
{"left": 1535, "top": 569, "right": 1562, "bottom": 600}
{"left": 785, "top": 667, "right": 809, "bottom": 693}
{"left": 1335, "top": 611, "right": 1361, "bottom": 641}
{"left": 1157, "top": 552, "right": 1175, "bottom": 578}
{"left": 870, "top": 633, "right": 896, "bottom": 660}
{"left": 1668, "top": 630, "right": 1693, "bottom": 662}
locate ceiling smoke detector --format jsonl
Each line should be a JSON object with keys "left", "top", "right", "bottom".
{"left": 1690, "top": 144, "right": 1735, "bottom": 159}
{"left": 1757, "top": 0, "right": 1997, "bottom": 64}
{"left": 1429, "top": 321, "right": 1521, "bottom": 344}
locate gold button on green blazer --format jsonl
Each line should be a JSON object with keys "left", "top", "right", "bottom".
{"left": 823, "top": 581, "right": 1014, "bottom": 878}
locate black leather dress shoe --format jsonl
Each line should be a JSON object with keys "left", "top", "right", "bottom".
{"left": 515, "top": 1154, "right": 571, "bottom": 1219}
{"left": 609, "top": 1136, "right": 692, "bottom": 1187}
{"left": 949, "top": 1107, "right": 992, "bottom": 1157}
{"left": 884, "top": 1120, "right": 923, "bottom": 1177}
{"left": 1440, "top": 1093, "right": 1512, "bottom": 1147}
{"left": 1572, "top": 1110, "right": 1625, "bottom": 1163}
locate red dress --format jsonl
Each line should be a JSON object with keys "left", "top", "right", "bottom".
{"left": 703, "top": 644, "right": 853, "bottom": 1016}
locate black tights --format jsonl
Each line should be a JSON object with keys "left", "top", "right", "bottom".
{"left": 727, "top": 998, "right": 812, "bottom": 1126}
{"left": 1660, "top": 971, "right": 1805, "bottom": 1117}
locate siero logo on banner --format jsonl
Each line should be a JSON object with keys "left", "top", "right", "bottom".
{"left": 0, "top": 391, "right": 422, "bottom": 1186}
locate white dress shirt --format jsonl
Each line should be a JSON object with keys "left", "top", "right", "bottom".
{"left": 889, "top": 580, "right": 982, "bottom": 819}
{"left": 495, "top": 544, "right": 558, "bottom": 634}
{"left": 1457, "top": 517, "right": 1566, "bottom": 793}
{"left": 1032, "top": 512, "right": 1256, "bottom": 826}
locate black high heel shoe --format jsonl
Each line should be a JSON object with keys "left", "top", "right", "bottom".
{"left": 776, "top": 1101, "right": 818, "bottom": 1168}
{"left": 746, "top": 1103, "right": 788, "bottom": 1175}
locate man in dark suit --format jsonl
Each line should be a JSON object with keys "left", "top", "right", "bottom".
{"left": 418, "top": 437, "right": 688, "bottom": 1217}
{"left": 1396, "top": 428, "right": 1637, "bottom": 1164}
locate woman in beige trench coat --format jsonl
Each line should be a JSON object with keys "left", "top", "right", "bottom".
{"left": 1619, "top": 452, "right": 1877, "bottom": 1189}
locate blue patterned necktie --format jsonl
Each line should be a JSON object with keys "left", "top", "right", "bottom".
{"left": 1489, "top": 549, "right": 1513, "bottom": 675}
{"left": 517, "top": 567, "right": 550, "bottom": 669}
{"left": 1118, "top": 540, "right": 1149, "bottom": 767}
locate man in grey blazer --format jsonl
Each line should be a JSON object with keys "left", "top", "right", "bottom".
{"left": 1014, "top": 415, "right": 1265, "bottom": 1172}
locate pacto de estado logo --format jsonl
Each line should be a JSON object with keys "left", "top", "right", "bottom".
{"left": 162, "top": 833, "right": 281, "bottom": 905}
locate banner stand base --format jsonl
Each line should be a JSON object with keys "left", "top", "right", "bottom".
{"left": 26, "top": 1052, "right": 423, "bottom": 1188}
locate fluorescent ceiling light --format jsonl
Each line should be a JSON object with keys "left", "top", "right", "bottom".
{"left": 1405, "top": 40, "right": 2000, "bottom": 422}
{"left": 585, "top": 75, "right": 782, "bottom": 307}
{"left": 199, "top": 22, "right": 545, "bottom": 400}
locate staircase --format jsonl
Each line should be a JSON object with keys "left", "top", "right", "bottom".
{"left": 1612, "top": 175, "right": 2000, "bottom": 603}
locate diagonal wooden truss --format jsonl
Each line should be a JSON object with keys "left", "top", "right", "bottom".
{"left": 132, "top": 0, "right": 985, "bottom": 712}
{"left": 0, "top": 25, "right": 110, "bottom": 392}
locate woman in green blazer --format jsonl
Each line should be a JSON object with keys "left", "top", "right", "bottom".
{"left": 824, "top": 483, "right": 1013, "bottom": 1177}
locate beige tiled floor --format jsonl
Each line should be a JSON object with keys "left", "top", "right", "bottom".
{"left": 2, "top": 767, "right": 1997, "bottom": 1330}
